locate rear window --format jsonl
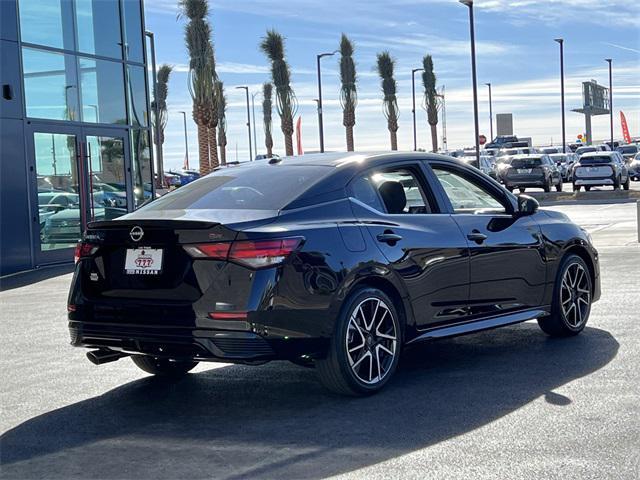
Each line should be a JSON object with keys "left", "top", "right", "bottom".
{"left": 576, "top": 147, "right": 596, "bottom": 155}
{"left": 617, "top": 145, "right": 638, "bottom": 155}
{"left": 511, "top": 158, "right": 542, "bottom": 168}
{"left": 580, "top": 156, "right": 613, "bottom": 165}
{"left": 140, "top": 165, "right": 332, "bottom": 211}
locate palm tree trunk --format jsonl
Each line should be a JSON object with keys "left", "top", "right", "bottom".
{"left": 346, "top": 125, "right": 354, "bottom": 151}
{"left": 197, "top": 122, "right": 209, "bottom": 175}
{"left": 208, "top": 127, "right": 219, "bottom": 170}
{"left": 266, "top": 144, "right": 273, "bottom": 158}
{"left": 284, "top": 133, "right": 294, "bottom": 156}
{"left": 430, "top": 124, "right": 438, "bottom": 152}
{"left": 390, "top": 131, "right": 398, "bottom": 151}
{"left": 218, "top": 128, "right": 227, "bottom": 166}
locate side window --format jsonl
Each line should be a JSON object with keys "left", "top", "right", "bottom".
{"left": 432, "top": 167, "right": 507, "bottom": 214}
{"left": 350, "top": 167, "right": 433, "bottom": 214}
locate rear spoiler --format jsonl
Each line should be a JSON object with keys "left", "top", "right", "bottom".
{"left": 88, "top": 219, "right": 219, "bottom": 230}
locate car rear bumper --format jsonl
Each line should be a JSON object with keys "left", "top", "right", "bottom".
{"left": 574, "top": 178, "right": 613, "bottom": 186}
{"left": 504, "top": 177, "right": 545, "bottom": 188}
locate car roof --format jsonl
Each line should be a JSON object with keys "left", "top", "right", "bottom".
{"left": 211, "top": 151, "right": 462, "bottom": 170}
{"left": 510, "top": 154, "right": 543, "bottom": 159}
{"left": 580, "top": 151, "right": 616, "bottom": 158}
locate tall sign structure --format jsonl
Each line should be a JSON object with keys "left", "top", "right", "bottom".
{"left": 572, "top": 80, "right": 610, "bottom": 145}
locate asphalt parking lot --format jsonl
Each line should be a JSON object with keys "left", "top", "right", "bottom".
{"left": 1, "top": 200, "right": 639, "bottom": 480}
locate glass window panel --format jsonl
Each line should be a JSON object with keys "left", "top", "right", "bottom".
{"left": 432, "top": 168, "right": 506, "bottom": 214}
{"left": 127, "top": 65, "right": 149, "bottom": 127}
{"left": 87, "top": 135, "right": 128, "bottom": 220}
{"left": 18, "top": 0, "right": 75, "bottom": 50}
{"left": 34, "top": 132, "right": 82, "bottom": 251}
{"left": 131, "top": 129, "right": 153, "bottom": 208}
{"left": 79, "top": 57, "right": 127, "bottom": 124}
{"left": 75, "top": 0, "right": 123, "bottom": 59}
{"left": 22, "top": 47, "right": 79, "bottom": 120}
{"left": 122, "top": 0, "right": 144, "bottom": 63}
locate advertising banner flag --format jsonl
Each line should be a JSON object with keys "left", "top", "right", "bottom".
{"left": 620, "top": 111, "right": 631, "bottom": 144}
{"left": 296, "top": 116, "right": 303, "bottom": 155}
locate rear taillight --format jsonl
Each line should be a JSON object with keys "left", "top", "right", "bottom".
{"left": 185, "top": 237, "right": 303, "bottom": 269}
{"left": 74, "top": 242, "right": 98, "bottom": 264}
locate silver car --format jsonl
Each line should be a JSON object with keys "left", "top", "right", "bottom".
{"left": 573, "top": 151, "right": 630, "bottom": 191}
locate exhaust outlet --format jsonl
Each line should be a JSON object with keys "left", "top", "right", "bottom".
{"left": 86, "top": 349, "right": 129, "bottom": 365}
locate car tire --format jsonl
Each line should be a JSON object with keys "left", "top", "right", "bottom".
{"left": 573, "top": 184, "right": 580, "bottom": 192}
{"left": 585, "top": 186, "right": 591, "bottom": 192}
{"left": 556, "top": 181, "right": 563, "bottom": 192}
{"left": 519, "top": 187, "right": 526, "bottom": 193}
{"left": 543, "top": 179, "right": 550, "bottom": 193}
{"left": 506, "top": 186, "right": 514, "bottom": 192}
{"left": 131, "top": 355, "right": 198, "bottom": 377}
{"left": 623, "top": 176, "right": 630, "bottom": 190}
{"left": 316, "top": 287, "right": 402, "bottom": 396}
{"left": 613, "top": 176, "right": 620, "bottom": 190}
{"left": 538, "top": 254, "right": 592, "bottom": 337}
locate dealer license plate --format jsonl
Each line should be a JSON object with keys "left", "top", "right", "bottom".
{"left": 125, "top": 248, "right": 163, "bottom": 275}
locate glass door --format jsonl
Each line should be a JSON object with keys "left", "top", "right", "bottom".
{"left": 83, "top": 129, "right": 131, "bottom": 223}
{"left": 28, "top": 124, "right": 131, "bottom": 266}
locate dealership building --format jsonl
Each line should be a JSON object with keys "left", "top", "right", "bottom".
{"left": 1, "top": 0, "right": 154, "bottom": 275}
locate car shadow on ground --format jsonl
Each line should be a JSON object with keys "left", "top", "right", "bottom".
{"left": 0, "top": 264, "right": 73, "bottom": 292}
{"left": 0, "top": 324, "right": 618, "bottom": 479}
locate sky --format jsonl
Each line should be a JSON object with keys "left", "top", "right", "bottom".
{"left": 144, "top": 0, "right": 640, "bottom": 170}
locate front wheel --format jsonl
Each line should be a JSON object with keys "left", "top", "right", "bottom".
{"left": 316, "top": 288, "right": 402, "bottom": 396}
{"left": 573, "top": 184, "right": 580, "bottom": 192}
{"left": 538, "top": 254, "right": 592, "bottom": 337}
{"left": 556, "top": 181, "right": 563, "bottom": 192}
{"left": 623, "top": 176, "right": 630, "bottom": 190}
{"left": 613, "top": 176, "right": 620, "bottom": 190}
{"left": 131, "top": 355, "right": 198, "bottom": 377}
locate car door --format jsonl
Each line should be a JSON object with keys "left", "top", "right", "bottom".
{"left": 427, "top": 162, "right": 546, "bottom": 315}
{"left": 348, "top": 162, "right": 470, "bottom": 328}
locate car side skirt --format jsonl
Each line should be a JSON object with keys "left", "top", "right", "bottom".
{"left": 407, "top": 307, "right": 550, "bottom": 344}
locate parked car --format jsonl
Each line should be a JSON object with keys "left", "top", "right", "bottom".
{"left": 497, "top": 148, "right": 528, "bottom": 158}
{"left": 572, "top": 151, "right": 630, "bottom": 191}
{"left": 459, "top": 155, "right": 497, "bottom": 179}
{"left": 575, "top": 144, "right": 611, "bottom": 158}
{"left": 502, "top": 154, "right": 562, "bottom": 193}
{"left": 616, "top": 144, "right": 638, "bottom": 163}
{"left": 162, "top": 172, "right": 182, "bottom": 187}
{"left": 549, "top": 152, "right": 578, "bottom": 181}
{"left": 629, "top": 153, "right": 640, "bottom": 181}
{"left": 68, "top": 152, "right": 600, "bottom": 395}
{"left": 540, "top": 146, "right": 562, "bottom": 154}
{"left": 485, "top": 135, "right": 519, "bottom": 149}
{"left": 494, "top": 155, "right": 516, "bottom": 182}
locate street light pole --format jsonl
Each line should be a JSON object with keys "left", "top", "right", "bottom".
{"left": 485, "top": 82, "right": 493, "bottom": 141}
{"left": 316, "top": 50, "right": 338, "bottom": 153}
{"left": 460, "top": 0, "right": 480, "bottom": 167}
{"left": 411, "top": 68, "right": 424, "bottom": 151}
{"left": 554, "top": 38, "right": 566, "bottom": 154}
{"left": 605, "top": 58, "right": 613, "bottom": 149}
{"left": 251, "top": 91, "right": 259, "bottom": 157}
{"left": 236, "top": 86, "right": 252, "bottom": 161}
{"left": 178, "top": 111, "right": 189, "bottom": 170}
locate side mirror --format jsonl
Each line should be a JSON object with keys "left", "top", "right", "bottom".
{"left": 516, "top": 194, "right": 539, "bottom": 216}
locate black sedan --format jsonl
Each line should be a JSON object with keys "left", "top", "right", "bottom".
{"left": 68, "top": 153, "right": 600, "bottom": 396}
{"left": 503, "top": 154, "right": 563, "bottom": 193}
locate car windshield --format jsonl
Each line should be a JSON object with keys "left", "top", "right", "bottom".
{"left": 617, "top": 145, "right": 638, "bottom": 155}
{"left": 580, "top": 156, "right": 613, "bottom": 165}
{"left": 511, "top": 158, "right": 542, "bottom": 168}
{"left": 576, "top": 147, "right": 596, "bottom": 155}
{"left": 139, "top": 164, "right": 332, "bottom": 211}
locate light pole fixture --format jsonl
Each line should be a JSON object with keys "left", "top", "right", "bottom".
{"left": 411, "top": 68, "right": 424, "bottom": 151}
{"left": 485, "top": 82, "right": 493, "bottom": 141}
{"left": 460, "top": 0, "right": 480, "bottom": 166}
{"left": 605, "top": 58, "right": 613, "bottom": 149}
{"left": 316, "top": 50, "right": 338, "bottom": 153}
{"left": 236, "top": 86, "right": 252, "bottom": 161}
{"left": 554, "top": 38, "right": 566, "bottom": 153}
{"left": 178, "top": 111, "right": 189, "bottom": 170}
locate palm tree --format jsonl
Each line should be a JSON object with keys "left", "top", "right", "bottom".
{"left": 214, "top": 79, "right": 227, "bottom": 166}
{"left": 260, "top": 30, "right": 297, "bottom": 156}
{"left": 339, "top": 34, "right": 357, "bottom": 152}
{"left": 179, "top": 0, "right": 214, "bottom": 175}
{"left": 376, "top": 51, "right": 399, "bottom": 150}
{"left": 262, "top": 83, "right": 274, "bottom": 158}
{"left": 207, "top": 49, "right": 219, "bottom": 170}
{"left": 151, "top": 63, "right": 172, "bottom": 186}
{"left": 422, "top": 55, "right": 439, "bottom": 152}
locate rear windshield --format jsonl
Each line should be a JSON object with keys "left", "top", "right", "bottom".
{"left": 511, "top": 158, "right": 542, "bottom": 168}
{"left": 576, "top": 147, "right": 596, "bottom": 155}
{"left": 617, "top": 145, "right": 638, "bottom": 154}
{"left": 580, "top": 156, "right": 613, "bottom": 165}
{"left": 140, "top": 165, "right": 332, "bottom": 211}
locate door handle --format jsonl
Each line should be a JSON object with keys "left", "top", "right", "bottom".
{"left": 377, "top": 232, "right": 403, "bottom": 244}
{"left": 467, "top": 230, "right": 487, "bottom": 244}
